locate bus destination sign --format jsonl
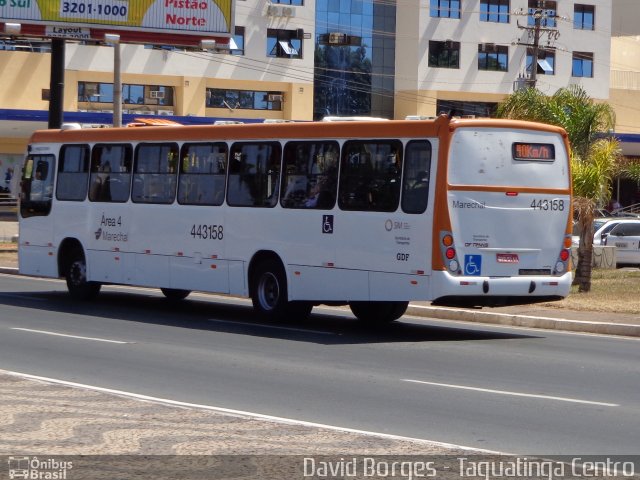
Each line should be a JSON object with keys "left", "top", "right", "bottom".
{"left": 512, "top": 143, "right": 555, "bottom": 162}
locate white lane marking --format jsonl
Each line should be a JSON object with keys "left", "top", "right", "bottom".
{"left": 2, "top": 369, "right": 501, "bottom": 454}
{"left": 208, "top": 318, "right": 336, "bottom": 336}
{"left": 10, "top": 328, "right": 134, "bottom": 344}
{"left": 402, "top": 379, "right": 619, "bottom": 407}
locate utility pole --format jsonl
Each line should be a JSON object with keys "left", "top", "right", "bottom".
{"left": 514, "top": 1, "right": 560, "bottom": 89}
{"left": 48, "top": 39, "right": 65, "bottom": 129}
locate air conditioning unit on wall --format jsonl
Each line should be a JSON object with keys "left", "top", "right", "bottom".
{"left": 149, "top": 90, "right": 165, "bottom": 99}
{"left": 267, "top": 94, "right": 284, "bottom": 102}
{"left": 266, "top": 4, "right": 296, "bottom": 17}
{"left": 328, "top": 32, "right": 347, "bottom": 44}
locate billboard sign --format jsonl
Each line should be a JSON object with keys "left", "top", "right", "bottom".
{"left": 0, "top": 0, "right": 232, "bottom": 37}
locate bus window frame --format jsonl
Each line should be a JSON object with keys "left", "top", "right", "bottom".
{"left": 56, "top": 144, "right": 90, "bottom": 202}
{"left": 227, "top": 141, "right": 282, "bottom": 208}
{"left": 280, "top": 140, "right": 339, "bottom": 210}
{"left": 338, "top": 139, "right": 403, "bottom": 213}
{"left": 177, "top": 142, "right": 228, "bottom": 207}
{"left": 88, "top": 143, "right": 133, "bottom": 203}
{"left": 132, "top": 142, "right": 179, "bottom": 205}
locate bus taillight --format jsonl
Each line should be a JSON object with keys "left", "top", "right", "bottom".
{"left": 440, "top": 231, "right": 461, "bottom": 274}
{"left": 555, "top": 235, "right": 572, "bottom": 274}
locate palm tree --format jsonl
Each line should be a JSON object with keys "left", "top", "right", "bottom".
{"left": 496, "top": 85, "right": 619, "bottom": 292}
{"left": 571, "top": 138, "right": 622, "bottom": 289}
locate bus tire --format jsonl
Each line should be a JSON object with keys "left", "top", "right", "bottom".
{"left": 66, "top": 250, "right": 101, "bottom": 300}
{"left": 250, "top": 259, "right": 312, "bottom": 321}
{"left": 349, "top": 301, "right": 408, "bottom": 323}
{"left": 160, "top": 288, "right": 191, "bottom": 300}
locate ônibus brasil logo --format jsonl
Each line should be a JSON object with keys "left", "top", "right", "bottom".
{"left": 8, "top": 456, "right": 73, "bottom": 479}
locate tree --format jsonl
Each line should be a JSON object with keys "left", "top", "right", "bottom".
{"left": 496, "top": 85, "right": 620, "bottom": 292}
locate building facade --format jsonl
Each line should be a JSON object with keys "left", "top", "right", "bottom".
{"left": 395, "top": 0, "right": 611, "bottom": 119}
{"left": 1, "top": 0, "right": 636, "bottom": 192}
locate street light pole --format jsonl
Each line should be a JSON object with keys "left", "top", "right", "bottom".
{"left": 105, "top": 33, "right": 122, "bottom": 127}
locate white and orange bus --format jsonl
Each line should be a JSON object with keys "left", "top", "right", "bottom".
{"left": 18, "top": 115, "right": 573, "bottom": 323}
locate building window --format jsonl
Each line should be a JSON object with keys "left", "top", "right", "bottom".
{"left": 267, "top": 29, "right": 303, "bottom": 58}
{"left": 436, "top": 100, "right": 497, "bottom": 117}
{"left": 527, "top": 47, "right": 555, "bottom": 75}
{"left": 572, "top": 52, "right": 593, "bottom": 77}
{"left": 428, "top": 41, "right": 460, "bottom": 69}
{"left": 430, "top": 0, "right": 460, "bottom": 19}
{"left": 231, "top": 26, "right": 245, "bottom": 55}
{"left": 528, "top": 0, "right": 556, "bottom": 27}
{"left": 78, "top": 82, "right": 174, "bottom": 106}
{"left": 478, "top": 44, "right": 508, "bottom": 72}
{"left": 574, "top": 4, "right": 594, "bottom": 30}
{"left": 206, "top": 89, "right": 283, "bottom": 111}
{"left": 272, "top": 0, "right": 302, "bottom": 4}
{"left": 480, "top": 0, "right": 509, "bottom": 23}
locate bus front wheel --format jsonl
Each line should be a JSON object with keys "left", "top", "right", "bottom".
{"left": 349, "top": 301, "right": 408, "bottom": 323}
{"left": 160, "top": 288, "right": 191, "bottom": 300}
{"left": 65, "top": 250, "right": 101, "bottom": 300}
{"left": 251, "top": 259, "right": 312, "bottom": 321}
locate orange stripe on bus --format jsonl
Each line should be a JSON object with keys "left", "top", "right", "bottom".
{"left": 447, "top": 185, "right": 570, "bottom": 195}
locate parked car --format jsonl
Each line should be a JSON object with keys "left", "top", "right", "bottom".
{"left": 595, "top": 218, "right": 640, "bottom": 246}
{"left": 604, "top": 220, "right": 640, "bottom": 267}
{"left": 572, "top": 217, "right": 622, "bottom": 246}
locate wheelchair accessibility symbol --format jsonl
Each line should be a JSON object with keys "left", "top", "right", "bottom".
{"left": 322, "top": 215, "right": 334, "bottom": 234}
{"left": 464, "top": 255, "right": 482, "bottom": 276}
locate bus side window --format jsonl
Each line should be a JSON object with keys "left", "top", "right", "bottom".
{"left": 401, "top": 140, "right": 432, "bottom": 214}
{"left": 227, "top": 142, "right": 281, "bottom": 208}
{"left": 281, "top": 140, "right": 338, "bottom": 210}
{"left": 338, "top": 140, "right": 402, "bottom": 212}
{"left": 132, "top": 143, "right": 179, "bottom": 204}
{"left": 20, "top": 154, "right": 56, "bottom": 218}
{"left": 177, "top": 142, "right": 228, "bottom": 206}
{"left": 89, "top": 144, "right": 132, "bottom": 203}
{"left": 57, "top": 144, "right": 90, "bottom": 201}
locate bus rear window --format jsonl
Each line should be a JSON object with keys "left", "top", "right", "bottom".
{"left": 449, "top": 128, "right": 568, "bottom": 189}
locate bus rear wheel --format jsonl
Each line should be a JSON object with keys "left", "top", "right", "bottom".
{"left": 251, "top": 259, "right": 312, "bottom": 322}
{"left": 160, "top": 288, "right": 191, "bottom": 300}
{"left": 349, "top": 301, "right": 408, "bottom": 323}
{"left": 65, "top": 250, "right": 101, "bottom": 300}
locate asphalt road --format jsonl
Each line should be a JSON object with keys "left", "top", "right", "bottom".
{"left": 1, "top": 273, "right": 639, "bottom": 456}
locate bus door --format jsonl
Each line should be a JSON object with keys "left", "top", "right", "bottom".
{"left": 446, "top": 127, "right": 570, "bottom": 279}
{"left": 334, "top": 139, "right": 434, "bottom": 301}
{"left": 19, "top": 153, "right": 58, "bottom": 277}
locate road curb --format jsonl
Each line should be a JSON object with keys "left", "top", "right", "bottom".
{"left": 1, "top": 267, "right": 637, "bottom": 338}
{"left": 406, "top": 304, "right": 640, "bottom": 337}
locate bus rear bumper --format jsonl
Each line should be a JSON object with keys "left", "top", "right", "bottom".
{"left": 430, "top": 271, "right": 572, "bottom": 307}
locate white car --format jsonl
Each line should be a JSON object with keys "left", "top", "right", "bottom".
{"left": 604, "top": 220, "right": 640, "bottom": 266}
{"left": 572, "top": 217, "right": 622, "bottom": 246}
